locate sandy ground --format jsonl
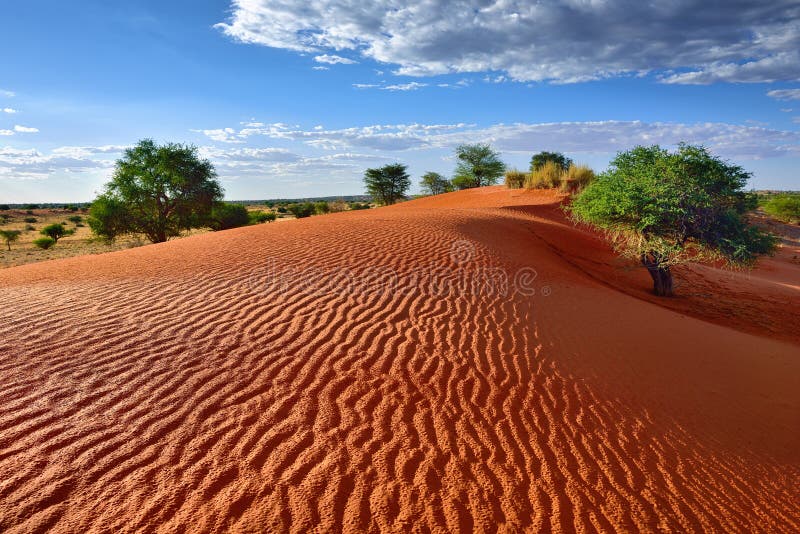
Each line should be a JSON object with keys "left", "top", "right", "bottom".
{"left": 0, "top": 186, "right": 798, "bottom": 532}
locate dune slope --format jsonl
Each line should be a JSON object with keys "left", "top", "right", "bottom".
{"left": 0, "top": 187, "right": 798, "bottom": 532}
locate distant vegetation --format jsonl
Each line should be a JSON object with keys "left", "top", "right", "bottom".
{"left": 763, "top": 193, "right": 800, "bottom": 223}
{"left": 420, "top": 172, "right": 453, "bottom": 195}
{"left": 569, "top": 144, "right": 776, "bottom": 297}
{"left": 452, "top": 144, "right": 506, "bottom": 189}
{"left": 209, "top": 203, "right": 250, "bottom": 231}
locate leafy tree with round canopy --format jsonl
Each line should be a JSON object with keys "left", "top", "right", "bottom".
{"left": 364, "top": 163, "right": 411, "bottom": 205}
{"left": 41, "top": 223, "right": 74, "bottom": 243}
{"left": 452, "top": 144, "right": 506, "bottom": 189}
{"left": 569, "top": 144, "right": 776, "bottom": 297}
{"left": 88, "top": 139, "right": 222, "bottom": 243}
{"left": 0, "top": 229, "right": 21, "bottom": 251}
{"left": 419, "top": 172, "right": 453, "bottom": 195}
{"left": 530, "top": 151, "right": 573, "bottom": 173}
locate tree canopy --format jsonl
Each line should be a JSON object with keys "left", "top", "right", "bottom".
{"left": 530, "top": 151, "right": 573, "bottom": 172}
{"left": 0, "top": 229, "right": 21, "bottom": 251}
{"left": 364, "top": 163, "right": 411, "bottom": 205}
{"left": 88, "top": 139, "right": 223, "bottom": 243}
{"left": 452, "top": 144, "right": 506, "bottom": 189}
{"left": 569, "top": 144, "right": 776, "bottom": 296}
{"left": 419, "top": 172, "right": 453, "bottom": 195}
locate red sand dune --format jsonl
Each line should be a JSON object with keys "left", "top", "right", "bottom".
{"left": 0, "top": 186, "right": 798, "bottom": 532}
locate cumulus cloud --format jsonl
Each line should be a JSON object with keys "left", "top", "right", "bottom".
{"left": 0, "top": 146, "right": 117, "bottom": 180}
{"left": 313, "top": 54, "right": 356, "bottom": 65}
{"left": 194, "top": 120, "right": 800, "bottom": 160}
{"left": 216, "top": 0, "right": 800, "bottom": 84}
{"left": 13, "top": 125, "right": 39, "bottom": 133}
{"left": 2, "top": 108, "right": 16, "bottom": 114}
{"left": 767, "top": 89, "right": 800, "bottom": 101}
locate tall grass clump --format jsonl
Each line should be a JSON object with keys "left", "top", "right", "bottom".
{"left": 763, "top": 193, "right": 800, "bottom": 224}
{"left": 560, "top": 164, "right": 595, "bottom": 192}
{"left": 525, "top": 160, "right": 562, "bottom": 189}
{"left": 504, "top": 169, "right": 527, "bottom": 189}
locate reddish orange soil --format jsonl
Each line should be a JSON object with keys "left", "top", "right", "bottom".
{"left": 0, "top": 186, "right": 798, "bottom": 532}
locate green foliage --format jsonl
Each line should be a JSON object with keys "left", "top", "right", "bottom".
{"left": 504, "top": 169, "right": 527, "bottom": 189}
{"left": 314, "top": 201, "right": 330, "bottom": 215}
{"left": 68, "top": 215, "right": 83, "bottom": 224}
{"left": 66, "top": 205, "right": 79, "bottom": 212}
{"left": 0, "top": 204, "right": 9, "bottom": 211}
{"left": 288, "top": 202, "right": 316, "bottom": 218}
{"left": 349, "top": 202, "right": 370, "bottom": 210}
{"left": 525, "top": 160, "right": 562, "bottom": 189}
{"left": 24, "top": 204, "right": 40, "bottom": 210}
{"left": 530, "top": 151, "right": 573, "bottom": 172}
{"left": 209, "top": 203, "right": 249, "bottom": 230}
{"left": 0, "top": 229, "right": 21, "bottom": 251}
{"left": 276, "top": 206, "right": 288, "bottom": 214}
{"left": 420, "top": 172, "right": 453, "bottom": 195}
{"left": 560, "top": 164, "right": 596, "bottom": 192}
{"left": 24, "top": 224, "right": 36, "bottom": 231}
{"left": 763, "top": 194, "right": 800, "bottom": 223}
{"left": 452, "top": 144, "right": 506, "bottom": 189}
{"left": 41, "top": 223, "right": 74, "bottom": 243}
{"left": 33, "top": 237, "right": 56, "bottom": 249}
{"left": 249, "top": 210, "right": 277, "bottom": 224}
{"left": 569, "top": 144, "right": 777, "bottom": 295}
{"left": 23, "top": 217, "right": 37, "bottom": 223}
{"left": 88, "top": 139, "right": 223, "bottom": 243}
{"left": 328, "top": 200, "right": 348, "bottom": 213}
{"left": 364, "top": 163, "right": 411, "bottom": 205}
{"left": 0, "top": 214, "right": 10, "bottom": 224}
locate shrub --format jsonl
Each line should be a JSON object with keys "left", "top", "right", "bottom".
{"left": 209, "top": 203, "right": 250, "bottom": 230}
{"left": 33, "top": 237, "right": 56, "bottom": 249}
{"left": 249, "top": 210, "right": 277, "bottom": 224}
{"left": 276, "top": 206, "right": 288, "bottom": 214}
{"left": 41, "top": 223, "right": 74, "bottom": 243}
{"left": 328, "top": 200, "right": 348, "bottom": 212}
{"left": 25, "top": 224, "right": 36, "bottom": 231}
{"left": 525, "top": 160, "right": 563, "bottom": 189}
{"left": 0, "top": 204, "right": 9, "bottom": 211}
{"left": 349, "top": 202, "right": 370, "bottom": 210}
{"left": 504, "top": 169, "right": 527, "bottom": 189}
{"left": 24, "top": 204, "right": 40, "bottom": 210}
{"left": 560, "top": 164, "right": 595, "bottom": 192}
{"left": 23, "top": 217, "right": 37, "bottom": 223}
{"left": 0, "top": 214, "right": 10, "bottom": 224}
{"left": 314, "top": 201, "right": 330, "bottom": 214}
{"left": 288, "top": 203, "right": 316, "bottom": 219}
{"left": 763, "top": 194, "right": 800, "bottom": 223}
{"left": 66, "top": 205, "right": 79, "bottom": 212}
{"left": 68, "top": 215, "right": 83, "bottom": 224}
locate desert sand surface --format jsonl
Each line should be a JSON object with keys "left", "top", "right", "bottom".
{"left": 0, "top": 186, "right": 798, "bottom": 532}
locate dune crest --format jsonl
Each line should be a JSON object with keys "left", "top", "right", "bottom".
{"left": 1, "top": 187, "right": 798, "bottom": 532}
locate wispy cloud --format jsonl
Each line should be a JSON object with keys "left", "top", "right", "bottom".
{"left": 13, "top": 125, "right": 39, "bottom": 133}
{"left": 313, "top": 54, "right": 356, "bottom": 65}
{"left": 217, "top": 1, "right": 800, "bottom": 84}
{"left": 767, "top": 89, "right": 800, "bottom": 101}
{"left": 0, "top": 89, "right": 14, "bottom": 98}
{"left": 2, "top": 108, "right": 16, "bottom": 114}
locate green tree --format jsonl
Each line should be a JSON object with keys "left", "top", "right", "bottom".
{"left": 249, "top": 210, "right": 277, "bottom": 224}
{"left": 419, "top": 172, "right": 453, "bottom": 195}
{"left": 288, "top": 202, "right": 316, "bottom": 218}
{"left": 530, "top": 151, "right": 573, "bottom": 172}
{"left": 364, "top": 163, "right": 411, "bottom": 205}
{"left": 569, "top": 144, "right": 776, "bottom": 297}
{"left": 452, "top": 144, "right": 505, "bottom": 189}
{"left": 33, "top": 237, "right": 55, "bottom": 249}
{"left": 0, "top": 229, "right": 21, "bottom": 251}
{"left": 41, "top": 223, "right": 74, "bottom": 243}
{"left": 209, "top": 203, "right": 249, "bottom": 230}
{"left": 88, "top": 139, "right": 223, "bottom": 243}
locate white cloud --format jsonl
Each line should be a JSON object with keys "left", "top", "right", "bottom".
{"left": 194, "top": 120, "right": 800, "bottom": 160}
{"left": 0, "top": 146, "right": 116, "bottom": 180}
{"left": 190, "top": 127, "right": 243, "bottom": 143}
{"left": 313, "top": 54, "right": 356, "bottom": 65}
{"left": 13, "top": 125, "right": 39, "bottom": 133}
{"left": 312, "top": 66, "right": 329, "bottom": 71}
{"left": 0, "top": 130, "right": 13, "bottom": 137}
{"left": 383, "top": 82, "right": 427, "bottom": 91}
{"left": 2, "top": 108, "right": 16, "bottom": 114}
{"left": 0, "top": 89, "right": 14, "bottom": 98}
{"left": 767, "top": 89, "right": 800, "bottom": 101}
{"left": 216, "top": 1, "right": 800, "bottom": 84}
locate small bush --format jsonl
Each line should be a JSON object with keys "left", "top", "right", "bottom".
{"left": 763, "top": 194, "right": 800, "bottom": 224}
{"left": 68, "top": 215, "right": 83, "bottom": 224}
{"left": 210, "top": 203, "right": 250, "bottom": 230}
{"left": 329, "top": 200, "right": 348, "bottom": 213}
{"left": 33, "top": 237, "right": 56, "bottom": 249}
{"left": 67, "top": 205, "right": 79, "bottom": 212}
{"left": 25, "top": 210, "right": 34, "bottom": 215}
{"left": 41, "top": 223, "right": 73, "bottom": 242}
{"left": 25, "top": 224, "right": 36, "bottom": 231}
{"left": 248, "top": 210, "right": 277, "bottom": 224}
{"left": 525, "top": 160, "right": 563, "bottom": 189}
{"left": 504, "top": 169, "right": 527, "bottom": 189}
{"left": 314, "top": 201, "right": 330, "bottom": 215}
{"left": 276, "top": 206, "right": 288, "bottom": 214}
{"left": 24, "top": 217, "right": 37, "bottom": 223}
{"left": 349, "top": 202, "right": 370, "bottom": 210}
{"left": 560, "top": 164, "right": 596, "bottom": 193}
{"left": 288, "top": 203, "right": 316, "bottom": 219}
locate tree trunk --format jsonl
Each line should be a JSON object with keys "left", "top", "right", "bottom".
{"left": 641, "top": 253, "right": 673, "bottom": 297}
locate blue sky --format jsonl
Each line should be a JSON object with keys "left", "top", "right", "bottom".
{"left": 1, "top": 0, "right": 799, "bottom": 202}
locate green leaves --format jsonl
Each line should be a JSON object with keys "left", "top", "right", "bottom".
{"left": 453, "top": 144, "right": 505, "bottom": 189}
{"left": 364, "top": 163, "right": 411, "bottom": 205}
{"left": 569, "top": 144, "right": 776, "bottom": 268}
